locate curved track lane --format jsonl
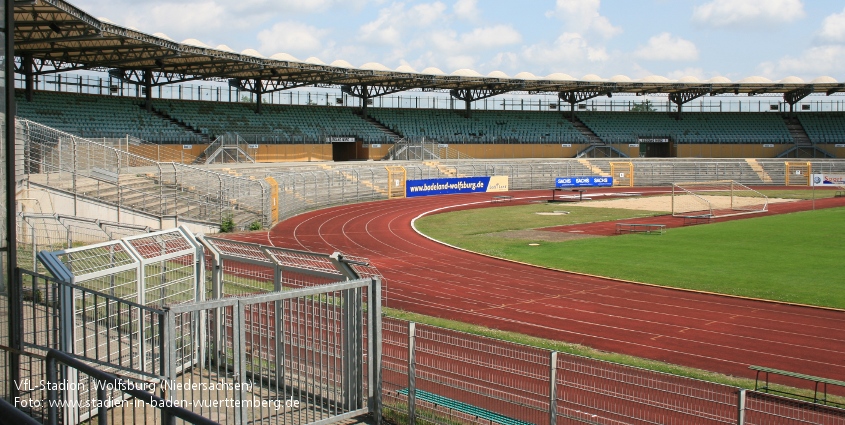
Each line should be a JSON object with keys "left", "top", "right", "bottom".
{"left": 237, "top": 189, "right": 845, "bottom": 384}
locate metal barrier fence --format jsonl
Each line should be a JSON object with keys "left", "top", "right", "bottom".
{"left": 382, "top": 318, "right": 845, "bottom": 425}
{"left": 14, "top": 269, "right": 168, "bottom": 423}
{"left": 11, "top": 227, "right": 384, "bottom": 424}
{"left": 744, "top": 391, "right": 845, "bottom": 425}
{"left": 18, "top": 118, "right": 270, "bottom": 228}
{"left": 197, "top": 235, "right": 384, "bottom": 297}
{"left": 386, "top": 139, "right": 475, "bottom": 161}
{"left": 15, "top": 227, "right": 205, "bottom": 423}
{"left": 44, "top": 348, "right": 219, "bottom": 425}
{"left": 34, "top": 226, "right": 205, "bottom": 384}
{"left": 162, "top": 277, "right": 382, "bottom": 425}
{"left": 16, "top": 212, "right": 151, "bottom": 273}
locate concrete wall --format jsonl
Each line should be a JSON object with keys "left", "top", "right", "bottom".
{"left": 115, "top": 141, "right": 840, "bottom": 166}
{"left": 675, "top": 144, "right": 793, "bottom": 158}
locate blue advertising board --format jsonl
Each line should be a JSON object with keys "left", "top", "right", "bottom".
{"left": 406, "top": 176, "right": 509, "bottom": 198}
{"left": 555, "top": 176, "right": 614, "bottom": 188}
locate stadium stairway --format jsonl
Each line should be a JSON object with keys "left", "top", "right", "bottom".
{"left": 317, "top": 164, "right": 390, "bottom": 197}
{"left": 66, "top": 171, "right": 261, "bottom": 227}
{"left": 577, "top": 159, "right": 611, "bottom": 177}
{"left": 146, "top": 105, "right": 210, "bottom": 142}
{"left": 777, "top": 116, "right": 835, "bottom": 158}
{"left": 422, "top": 161, "right": 461, "bottom": 178}
{"left": 745, "top": 159, "right": 774, "bottom": 183}
{"left": 359, "top": 112, "right": 404, "bottom": 142}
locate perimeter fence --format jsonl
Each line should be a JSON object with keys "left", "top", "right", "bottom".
{"left": 382, "top": 318, "right": 845, "bottom": 425}
{"left": 267, "top": 158, "right": 845, "bottom": 221}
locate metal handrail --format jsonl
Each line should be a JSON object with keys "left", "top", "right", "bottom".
{"left": 0, "top": 397, "right": 41, "bottom": 425}
{"left": 45, "top": 349, "right": 219, "bottom": 425}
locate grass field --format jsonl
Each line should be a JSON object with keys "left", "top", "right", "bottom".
{"left": 416, "top": 202, "right": 845, "bottom": 309}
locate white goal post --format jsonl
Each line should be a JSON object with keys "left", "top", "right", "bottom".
{"left": 672, "top": 180, "right": 768, "bottom": 218}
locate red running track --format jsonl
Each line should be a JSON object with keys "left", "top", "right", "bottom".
{"left": 235, "top": 188, "right": 845, "bottom": 387}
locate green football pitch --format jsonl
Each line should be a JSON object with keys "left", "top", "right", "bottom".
{"left": 416, "top": 202, "right": 845, "bottom": 309}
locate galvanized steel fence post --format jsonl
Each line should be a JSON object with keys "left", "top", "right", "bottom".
{"left": 234, "top": 302, "right": 248, "bottom": 424}
{"left": 549, "top": 351, "right": 558, "bottom": 425}
{"left": 369, "top": 277, "right": 383, "bottom": 425}
{"left": 737, "top": 389, "right": 746, "bottom": 425}
{"left": 408, "top": 321, "right": 416, "bottom": 425}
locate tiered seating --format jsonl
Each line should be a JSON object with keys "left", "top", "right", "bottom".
{"left": 577, "top": 112, "right": 793, "bottom": 144}
{"left": 368, "top": 109, "right": 587, "bottom": 144}
{"left": 152, "top": 100, "right": 390, "bottom": 143}
{"left": 796, "top": 113, "right": 845, "bottom": 144}
{"left": 15, "top": 91, "right": 198, "bottom": 143}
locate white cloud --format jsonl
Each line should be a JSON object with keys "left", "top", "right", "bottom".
{"left": 432, "top": 25, "right": 522, "bottom": 53}
{"left": 489, "top": 52, "right": 519, "bottom": 70}
{"left": 817, "top": 8, "right": 845, "bottom": 43}
{"left": 665, "top": 68, "right": 706, "bottom": 81}
{"left": 634, "top": 33, "right": 699, "bottom": 61}
{"left": 147, "top": 2, "right": 229, "bottom": 35}
{"left": 256, "top": 21, "right": 328, "bottom": 55}
{"left": 358, "top": 2, "right": 447, "bottom": 46}
{"left": 759, "top": 45, "right": 845, "bottom": 78}
{"left": 410, "top": 2, "right": 449, "bottom": 26}
{"left": 453, "top": 0, "right": 479, "bottom": 21}
{"left": 230, "top": 0, "right": 380, "bottom": 15}
{"left": 419, "top": 25, "right": 521, "bottom": 72}
{"left": 692, "top": 0, "right": 805, "bottom": 28}
{"left": 522, "top": 32, "right": 610, "bottom": 68}
{"left": 546, "top": 0, "right": 621, "bottom": 39}
{"left": 526, "top": 0, "right": 617, "bottom": 75}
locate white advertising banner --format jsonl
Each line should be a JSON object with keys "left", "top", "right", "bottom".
{"left": 811, "top": 174, "right": 845, "bottom": 186}
{"left": 326, "top": 137, "right": 356, "bottom": 143}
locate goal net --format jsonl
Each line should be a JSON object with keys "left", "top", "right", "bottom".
{"left": 672, "top": 180, "right": 768, "bottom": 218}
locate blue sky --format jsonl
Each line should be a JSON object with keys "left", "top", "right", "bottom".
{"left": 74, "top": 0, "right": 845, "bottom": 82}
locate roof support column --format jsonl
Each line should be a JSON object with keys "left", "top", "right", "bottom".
{"left": 783, "top": 85, "right": 813, "bottom": 114}
{"left": 254, "top": 79, "right": 262, "bottom": 114}
{"left": 143, "top": 69, "right": 152, "bottom": 111}
{"left": 22, "top": 52, "right": 33, "bottom": 102}
{"left": 558, "top": 90, "right": 610, "bottom": 122}
{"left": 341, "top": 85, "right": 378, "bottom": 117}
{"left": 668, "top": 86, "right": 712, "bottom": 120}
{"left": 361, "top": 85, "right": 369, "bottom": 117}
{"left": 449, "top": 89, "right": 474, "bottom": 117}
{"left": 450, "top": 88, "right": 510, "bottom": 118}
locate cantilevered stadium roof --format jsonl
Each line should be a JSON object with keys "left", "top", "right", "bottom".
{"left": 13, "top": 0, "right": 845, "bottom": 100}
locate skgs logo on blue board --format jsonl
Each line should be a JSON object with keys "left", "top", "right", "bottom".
{"left": 555, "top": 176, "right": 614, "bottom": 188}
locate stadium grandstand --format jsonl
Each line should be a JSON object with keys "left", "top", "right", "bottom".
{"left": 7, "top": 0, "right": 845, "bottom": 161}
{"left": 3, "top": 1, "right": 845, "bottom": 425}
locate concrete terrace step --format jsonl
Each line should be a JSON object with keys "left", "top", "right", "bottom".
{"left": 577, "top": 159, "right": 611, "bottom": 177}
{"left": 745, "top": 159, "right": 774, "bottom": 183}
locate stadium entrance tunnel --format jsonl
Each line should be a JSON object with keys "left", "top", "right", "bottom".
{"left": 332, "top": 140, "right": 369, "bottom": 161}
{"left": 641, "top": 142, "right": 673, "bottom": 157}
